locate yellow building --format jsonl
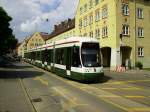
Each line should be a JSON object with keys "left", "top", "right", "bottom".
{"left": 17, "top": 43, "right": 24, "bottom": 57}
{"left": 27, "top": 32, "right": 49, "bottom": 51}
{"left": 17, "top": 37, "right": 29, "bottom": 58}
{"left": 75, "top": 0, "right": 150, "bottom": 69}
{"left": 46, "top": 18, "right": 75, "bottom": 44}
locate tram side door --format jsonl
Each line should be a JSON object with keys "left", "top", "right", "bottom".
{"left": 66, "top": 47, "right": 71, "bottom": 76}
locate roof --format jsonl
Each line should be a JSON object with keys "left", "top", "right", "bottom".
{"left": 47, "top": 18, "right": 75, "bottom": 40}
{"left": 39, "top": 32, "right": 50, "bottom": 41}
{"left": 25, "top": 37, "right": 31, "bottom": 43}
{"left": 16, "top": 43, "right": 22, "bottom": 48}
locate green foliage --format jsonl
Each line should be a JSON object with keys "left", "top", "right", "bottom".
{"left": 0, "top": 7, "right": 18, "bottom": 55}
{"left": 135, "top": 61, "right": 143, "bottom": 69}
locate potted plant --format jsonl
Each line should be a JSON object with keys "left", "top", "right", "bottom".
{"left": 135, "top": 61, "right": 143, "bottom": 70}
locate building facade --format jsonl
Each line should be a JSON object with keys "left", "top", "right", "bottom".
{"left": 17, "top": 43, "right": 24, "bottom": 57}
{"left": 17, "top": 37, "right": 29, "bottom": 58}
{"left": 75, "top": 0, "right": 150, "bottom": 69}
{"left": 27, "top": 32, "right": 49, "bottom": 51}
{"left": 46, "top": 18, "right": 75, "bottom": 44}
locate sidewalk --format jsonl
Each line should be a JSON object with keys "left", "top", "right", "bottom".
{"left": 125, "top": 69, "right": 150, "bottom": 75}
{"left": 103, "top": 67, "right": 150, "bottom": 75}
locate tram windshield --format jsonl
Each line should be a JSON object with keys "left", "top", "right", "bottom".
{"left": 81, "top": 43, "right": 101, "bottom": 67}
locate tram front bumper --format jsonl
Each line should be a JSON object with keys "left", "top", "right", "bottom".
{"left": 82, "top": 72, "right": 104, "bottom": 82}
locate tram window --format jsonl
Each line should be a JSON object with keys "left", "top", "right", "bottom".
{"left": 36, "top": 51, "right": 41, "bottom": 60}
{"left": 45, "top": 50, "right": 50, "bottom": 63}
{"left": 29, "top": 53, "right": 31, "bottom": 59}
{"left": 81, "top": 43, "right": 101, "bottom": 67}
{"left": 41, "top": 50, "right": 46, "bottom": 63}
{"left": 31, "top": 52, "right": 33, "bottom": 60}
{"left": 72, "top": 47, "right": 81, "bottom": 67}
{"left": 35, "top": 51, "right": 38, "bottom": 60}
{"left": 56, "top": 48, "right": 65, "bottom": 65}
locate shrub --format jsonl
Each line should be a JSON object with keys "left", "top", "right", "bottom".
{"left": 135, "top": 61, "right": 143, "bottom": 69}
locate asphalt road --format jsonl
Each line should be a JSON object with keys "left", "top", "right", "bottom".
{"left": 0, "top": 61, "right": 150, "bottom": 112}
{"left": 0, "top": 62, "right": 36, "bottom": 112}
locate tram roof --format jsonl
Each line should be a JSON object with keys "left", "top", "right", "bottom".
{"left": 55, "top": 36, "right": 99, "bottom": 44}
{"left": 28, "top": 37, "right": 99, "bottom": 52}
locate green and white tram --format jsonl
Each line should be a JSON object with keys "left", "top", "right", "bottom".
{"left": 24, "top": 37, "right": 104, "bottom": 81}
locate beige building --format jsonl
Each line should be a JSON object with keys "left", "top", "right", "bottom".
{"left": 27, "top": 32, "right": 49, "bottom": 51}
{"left": 17, "top": 43, "right": 23, "bottom": 57}
{"left": 17, "top": 37, "right": 29, "bottom": 58}
{"left": 18, "top": 32, "right": 49, "bottom": 58}
{"left": 75, "top": 0, "right": 150, "bottom": 69}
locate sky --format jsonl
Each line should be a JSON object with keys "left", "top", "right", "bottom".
{"left": 0, "top": 0, "right": 79, "bottom": 42}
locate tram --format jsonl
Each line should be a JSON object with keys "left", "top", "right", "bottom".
{"left": 24, "top": 37, "right": 104, "bottom": 81}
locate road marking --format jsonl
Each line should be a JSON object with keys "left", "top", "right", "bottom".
{"left": 125, "top": 95, "right": 146, "bottom": 99}
{"left": 101, "top": 87, "right": 118, "bottom": 90}
{"left": 68, "top": 81, "right": 150, "bottom": 111}
{"left": 104, "top": 81, "right": 126, "bottom": 85}
{"left": 29, "top": 64, "right": 150, "bottom": 111}
{"left": 100, "top": 98, "right": 129, "bottom": 111}
{"left": 121, "top": 87, "right": 142, "bottom": 90}
{"left": 98, "top": 95, "right": 120, "bottom": 98}
{"left": 104, "top": 80, "right": 150, "bottom": 85}
{"left": 34, "top": 77, "right": 48, "bottom": 86}
{"left": 51, "top": 93, "right": 58, "bottom": 96}
{"left": 67, "top": 82, "right": 131, "bottom": 111}
{"left": 102, "top": 87, "right": 142, "bottom": 90}
{"left": 52, "top": 87, "right": 88, "bottom": 107}
{"left": 128, "top": 107, "right": 150, "bottom": 111}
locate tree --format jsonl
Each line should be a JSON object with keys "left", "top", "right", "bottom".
{"left": 0, "top": 7, "right": 18, "bottom": 55}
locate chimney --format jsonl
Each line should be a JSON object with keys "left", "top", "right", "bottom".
{"left": 61, "top": 21, "right": 65, "bottom": 26}
{"left": 68, "top": 18, "right": 71, "bottom": 22}
{"left": 54, "top": 25, "right": 58, "bottom": 31}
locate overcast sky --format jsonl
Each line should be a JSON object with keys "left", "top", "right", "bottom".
{"left": 0, "top": 0, "right": 79, "bottom": 42}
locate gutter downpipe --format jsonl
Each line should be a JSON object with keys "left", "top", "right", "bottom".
{"left": 134, "top": 0, "right": 137, "bottom": 68}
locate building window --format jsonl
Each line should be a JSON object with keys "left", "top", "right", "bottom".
{"left": 122, "top": 25, "right": 129, "bottom": 36}
{"left": 138, "top": 47, "right": 144, "bottom": 57}
{"left": 122, "top": 4, "right": 129, "bottom": 16}
{"left": 138, "top": 27, "right": 144, "bottom": 37}
{"left": 89, "top": 31, "right": 93, "bottom": 37}
{"left": 84, "top": 17, "right": 88, "bottom": 27}
{"left": 102, "top": 6, "right": 108, "bottom": 18}
{"left": 95, "top": 28, "right": 100, "bottom": 38}
{"left": 84, "top": 4, "right": 87, "bottom": 12}
{"left": 89, "top": 0, "right": 93, "bottom": 9}
{"left": 102, "top": 26, "right": 108, "bottom": 37}
{"left": 80, "top": 7, "right": 83, "bottom": 14}
{"left": 79, "top": 19, "right": 82, "bottom": 29}
{"left": 84, "top": 33, "right": 87, "bottom": 36}
{"left": 95, "top": 0, "right": 99, "bottom": 6}
{"left": 89, "top": 14, "right": 93, "bottom": 25}
{"left": 95, "top": 10, "right": 100, "bottom": 22}
{"left": 137, "top": 8, "right": 143, "bottom": 19}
